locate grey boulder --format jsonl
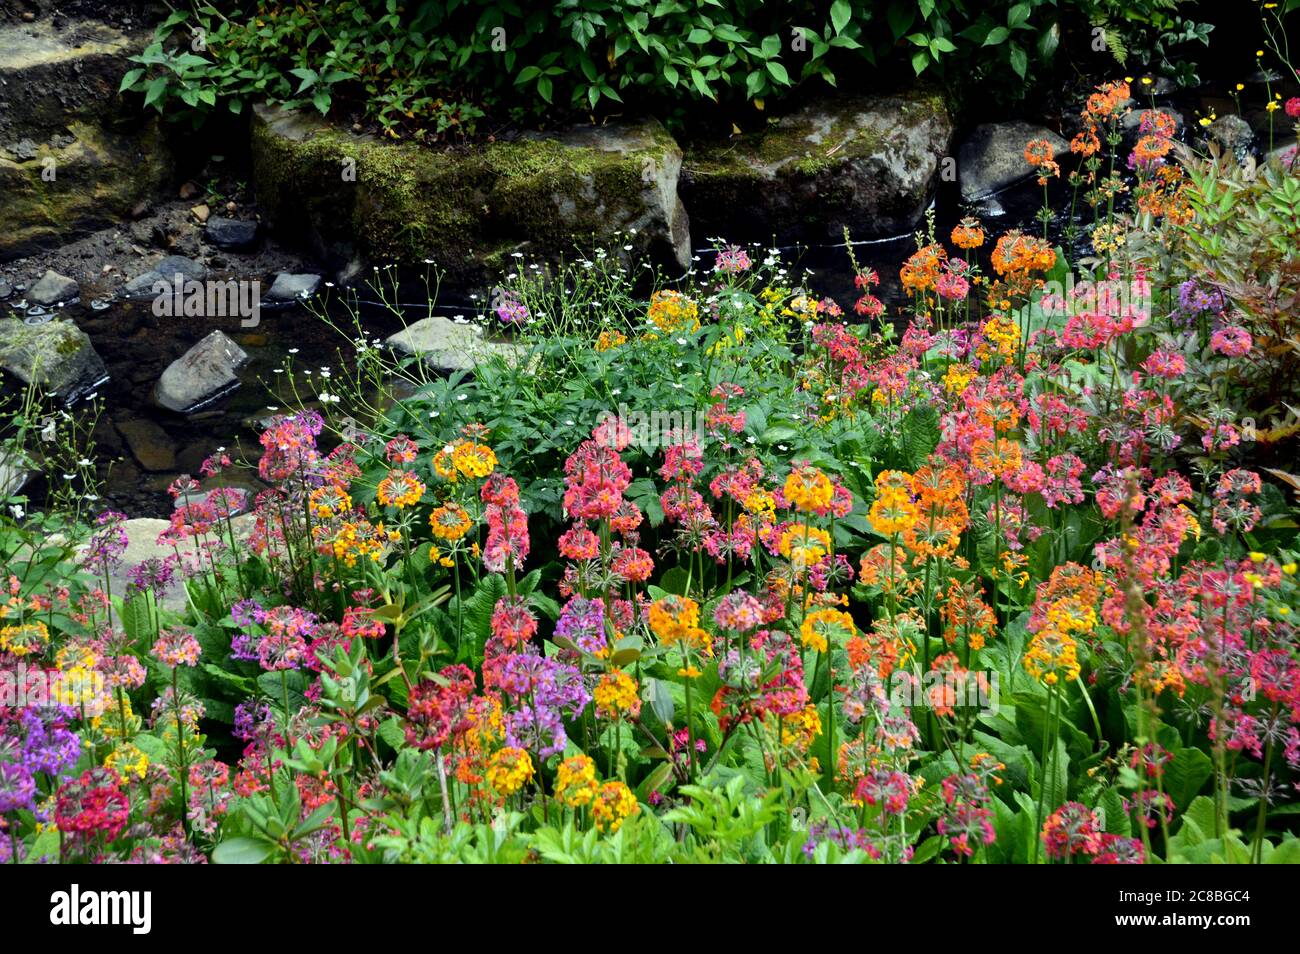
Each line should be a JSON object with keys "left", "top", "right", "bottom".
{"left": 27, "top": 269, "right": 79, "bottom": 305}
{"left": 0, "top": 317, "right": 108, "bottom": 403}
{"left": 153, "top": 330, "right": 249, "bottom": 413}
{"left": 263, "top": 272, "right": 322, "bottom": 303}
{"left": 680, "top": 89, "right": 953, "bottom": 243}
{"left": 386, "top": 316, "right": 526, "bottom": 374}
{"left": 204, "top": 216, "right": 259, "bottom": 251}
{"left": 957, "top": 121, "right": 1068, "bottom": 202}
{"left": 124, "top": 255, "right": 206, "bottom": 298}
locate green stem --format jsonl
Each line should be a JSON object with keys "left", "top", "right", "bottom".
{"left": 172, "top": 667, "right": 189, "bottom": 838}
{"left": 1032, "top": 686, "right": 1056, "bottom": 864}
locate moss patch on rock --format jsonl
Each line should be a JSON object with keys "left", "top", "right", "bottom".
{"left": 681, "top": 89, "right": 953, "bottom": 244}
{"left": 251, "top": 106, "right": 689, "bottom": 285}
{"left": 0, "top": 316, "right": 109, "bottom": 403}
{"left": 0, "top": 119, "right": 172, "bottom": 259}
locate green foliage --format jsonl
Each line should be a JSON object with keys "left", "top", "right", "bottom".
{"left": 117, "top": 0, "right": 1175, "bottom": 132}
{"left": 1177, "top": 153, "right": 1300, "bottom": 425}
{"left": 1078, "top": 0, "right": 1213, "bottom": 86}
{"left": 662, "top": 774, "right": 782, "bottom": 861}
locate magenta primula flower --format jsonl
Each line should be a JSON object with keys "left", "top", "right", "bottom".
{"left": 714, "top": 244, "right": 751, "bottom": 274}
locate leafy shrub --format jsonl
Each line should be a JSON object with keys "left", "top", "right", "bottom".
{"left": 1177, "top": 150, "right": 1300, "bottom": 423}
{"left": 122, "top": 1, "right": 1213, "bottom": 135}
{"left": 1081, "top": 0, "right": 1213, "bottom": 87}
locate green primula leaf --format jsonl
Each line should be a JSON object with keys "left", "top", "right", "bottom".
{"left": 213, "top": 836, "right": 275, "bottom": 864}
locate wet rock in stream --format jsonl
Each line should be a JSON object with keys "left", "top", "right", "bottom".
{"left": 27, "top": 269, "right": 80, "bottom": 305}
{"left": 263, "top": 272, "right": 322, "bottom": 303}
{"left": 153, "top": 329, "right": 250, "bottom": 414}
{"left": 957, "top": 121, "right": 1069, "bottom": 202}
{"left": 114, "top": 417, "right": 176, "bottom": 472}
{"left": 1205, "top": 115, "right": 1255, "bottom": 161}
{"left": 122, "top": 255, "right": 207, "bottom": 298}
{"left": 0, "top": 316, "right": 108, "bottom": 403}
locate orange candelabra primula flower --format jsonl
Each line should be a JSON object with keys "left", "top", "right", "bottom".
{"left": 941, "top": 579, "right": 996, "bottom": 651}
{"left": 900, "top": 243, "right": 947, "bottom": 296}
